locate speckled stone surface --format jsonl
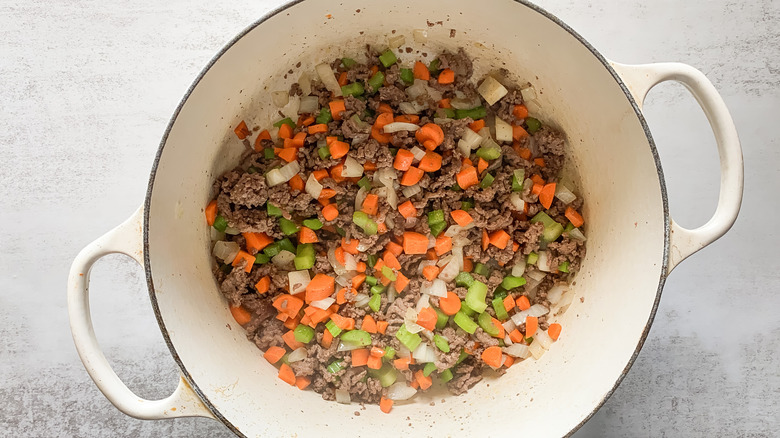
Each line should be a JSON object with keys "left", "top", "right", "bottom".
{"left": 1, "top": 0, "right": 777, "bottom": 436}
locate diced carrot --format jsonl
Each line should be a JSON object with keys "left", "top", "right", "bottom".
{"left": 278, "top": 123, "right": 293, "bottom": 139}
{"left": 295, "top": 376, "right": 311, "bottom": 390}
{"left": 481, "top": 229, "right": 490, "bottom": 251}
{"left": 329, "top": 140, "right": 350, "bottom": 159}
{"left": 414, "top": 369, "right": 433, "bottom": 390}
{"left": 539, "top": 183, "right": 556, "bottom": 209}
{"left": 516, "top": 295, "right": 531, "bottom": 311}
{"left": 437, "top": 68, "right": 455, "bottom": 84}
{"left": 488, "top": 230, "right": 511, "bottom": 249}
{"left": 231, "top": 251, "right": 255, "bottom": 273}
{"left": 386, "top": 241, "right": 404, "bottom": 257}
{"left": 462, "top": 157, "right": 473, "bottom": 166}
{"left": 278, "top": 363, "right": 296, "bottom": 385}
{"left": 450, "top": 209, "right": 473, "bottom": 227}
{"left": 374, "top": 112, "right": 394, "bottom": 129}
{"left": 376, "top": 320, "right": 388, "bottom": 334}
{"left": 289, "top": 175, "right": 305, "bottom": 194}
{"left": 403, "top": 231, "right": 429, "bottom": 254}
{"left": 418, "top": 151, "right": 443, "bottom": 172}
{"left": 351, "top": 274, "right": 367, "bottom": 290}
{"left": 377, "top": 221, "right": 387, "bottom": 234}
{"left": 534, "top": 157, "right": 546, "bottom": 168}
{"left": 400, "top": 166, "right": 424, "bottom": 186}
{"left": 416, "top": 307, "right": 437, "bottom": 331}
{"left": 395, "top": 271, "right": 409, "bottom": 292}
{"left": 334, "top": 246, "right": 346, "bottom": 265}
{"left": 456, "top": 166, "right": 479, "bottom": 189}
{"left": 321, "top": 329, "right": 333, "bottom": 347}
{"left": 413, "top": 61, "right": 430, "bottom": 80}
{"left": 468, "top": 119, "right": 485, "bottom": 132}
{"left": 415, "top": 123, "right": 444, "bottom": 150}
{"left": 205, "top": 200, "right": 218, "bottom": 226}
{"left": 371, "top": 126, "right": 392, "bottom": 143}
{"left": 548, "top": 323, "right": 562, "bottom": 341}
{"left": 298, "top": 115, "right": 315, "bottom": 127}
{"left": 513, "top": 241, "right": 520, "bottom": 252}
{"left": 530, "top": 174, "right": 545, "bottom": 185}
{"left": 395, "top": 114, "right": 419, "bottom": 124}
{"left": 517, "top": 146, "right": 532, "bottom": 160}
{"left": 336, "top": 287, "right": 348, "bottom": 305}
{"left": 394, "top": 357, "right": 412, "bottom": 370}
{"left": 491, "top": 317, "right": 506, "bottom": 338}
{"left": 356, "top": 261, "right": 367, "bottom": 273}
{"left": 532, "top": 183, "right": 544, "bottom": 196}
{"left": 312, "top": 169, "right": 329, "bottom": 181}
{"left": 383, "top": 252, "right": 401, "bottom": 271}
{"left": 509, "top": 329, "right": 524, "bottom": 343}
{"left": 361, "top": 193, "right": 379, "bottom": 216}
{"left": 234, "top": 120, "right": 250, "bottom": 139}
{"left": 366, "top": 354, "right": 383, "bottom": 370}
{"left": 398, "top": 200, "right": 417, "bottom": 218}
{"left": 322, "top": 204, "right": 339, "bottom": 221}
{"left": 229, "top": 305, "right": 252, "bottom": 325}
{"left": 299, "top": 226, "right": 318, "bottom": 244}
{"left": 370, "top": 65, "right": 379, "bottom": 75}
{"left": 513, "top": 104, "right": 529, "bottom": 119}
{"left": 278, "top": 147, "right": 298, "bottom": 163}
{"left": 410, "top": 381, "right": 419, "bottom": 389}
{"left": 264, "top": 346, "right": 286, "bottom": 364}
{"left": 377, "top": 103, "right": 393, "bottom": 114}
{"left": 565, "top": 207, "right": 584, "bottom": 228}
{"left": 283, "top": 314, "right": 301, "bottom": 330}
{"left": 337, "top": 71, "right": 348, "bottom": 86}
{"left": 352, "top": 348, "right": 369, "bottom": 367}
{"left": 329, "top": 100, "right": 346, "bottom": 120}
{"left": 363, "top": 161, "right": 377, "bottom": 171}
{"left": 481, "top": 346, "right": 503, "bottom": 368}
{"left": 282, "top": 330, "right": 305, "bottom": 350}
{"left": 439, "top": 291, "right": 461, "bottom": 316}
{"left": 341, "top": 238, "right": 360, "bottom": 255}
{"left": 305, "top": 273, "right": 336, "bottom": 303}
{"left": 243, "top": 232, "right": 273, "bottom": 253}
{"left": 273, "top": 294, "right": 304, "bottom": 319}
{"left": 276, "top": 313, "right": 289, "bottom": 322}
{"left": 254, "top": 129, "right": 271, "bottom": 151}
{"left": 362, "top": 315, "right": 377, "bottom": 333}
{"left": 308, "top": 123, "right": 328, "bottom": 134}
{"left": 255, "top": 276, "right": 271, "bottom": 294}
{"left": 330, "top": 313, "right": 356, "bottom": 331}
{"left": 525, "top": 316, "right": 538, "bottom": 337}
{"left": 503, "top": 295, "right": 515, "bottom": 311}
{"left": 434, "top": 235, "right": 453, "bottom": 256}
{"left": 512, "top": 125, "right": 529, "bottom": 141}
{"left": 438, "top": 98, "right": 452, "bottom": 108}
{"left": 425, "top": 248, "right": 438, "bottom": 261}
{"left": 422, "top": 265, "right": 440, "bottom": 281}
{"left": 379, "top": 396, "right": 394, "bottom": 414}
{"left": 319, "top": 188, "right": 337, "bottom": 201}
{"left": 393, "top": 149, "right": 415, "bottom": 171}
{"left": 463, "top": 257, "right": 473, "bottom": 272}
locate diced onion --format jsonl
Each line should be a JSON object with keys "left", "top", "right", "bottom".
{"left": 555, "top": 183, "right": 577, "bottom": 204}
{"left": 420, "top": 329, "right": 434, "bottom": 341}
{"left": 272, "top": 90, "right": 289, "bottom": 107}
{"left": 421, "top": 278, "right": 447, "bottom": 297}
{"left": 412, "top": 342, "right": 437, "bottom": 363}
{"left": 413, "top": 29, "right": 428, "bottom": 42}
{"left": 405, "top": 79, "right": 427, "bottom": 100}
{"left": 224, "top": 226, "right": 240, "bottom": 235}
{"left": 402, "top": 184, "right": 421, "bottom": 198}
{"left": 305, "top": 173, "right": 323, "bottom": 199}
{"left": 480, "top": 135, "right": 500, "bottom": 150}
{"left": 272, "top": 250, "right": 296, "bottom": 270}
{"left": 537, "top": 251, "right": 552, "bottom": 272}
{"left": 374, "top": 167, "right": 397, "bottom": 187}
{"left": 534, "top": 330, "right": 554, "bottom": 350}
{"left": 409, "top": 146, "right": 426, "bottom": 162}
{"left": 457, "top": 128, "right": 483, "bottom": 156}
{"left": 415, "top": 294, "right": 430, "bottom": 312}
{"left": 494, "top": 116, "right": 513, "bottom": 142}
{"left": 547, "top": 284, "right": 567, "bottom": 305}
{"left": 527, "top": 304, "right": 550, "bottom": 318}
{"left": 311, "top": 297, "right": 335, "bottom": 310}
{"left": 405, "top": 307, "right": 418, "bottom": 324}
{"left": 288, "top": 270, "right": 311, "bottom": 294}
{"left": 355, "top": 187, "right": 368, "bottom": 212}
{"left": 383, "top": 122, "right": 420, "bottom": 133}
{"left": 212, "top": 241, "right": 239, "bottom": 263}
{"left": 445, "top": 222, "right": 474, "bottom": 237}
{"left": 298, "top": 72, "right": 312, "bottom": 95}
{"left": 298, "top": 95, "right": 319, "bottom": 114}
{"left": 528, "top": 340, "right": 546, "bottom": 359}
{"left": 335, "top": 389, "right": 351, "bottom": 404}
{"left": 502, "top": 319, "right": 517, "bottom": 333}
{"left": 509, "top": 193, "right": 526, "bottom": 211}
{"left": 266, "top": 161, "right": 300, "bottom": 186}
{"left": 210, "top": 228, "right": 225, "bottom": 242}
{"left": 385, "top": 186, "right": 398, "bottom": 209}
{"left": 557, "top": 290, "right": 575, "bottom": 312}
{"left": 567, "top": 228, "right": 587, "bottom": 241}
{"left": 436, "top": 254, "right": 452, "bottom": 268}
{"left": 343, "top": 252, "right": 357, "bottom": 271}
{"left": 387, "top": 382, "right": 417, "bottom": 401}
{"left": 511, "top": 261, "right": 526, "bottom": 277}
{"left": 337, "top": 341, "right": 364, "bottom": 352}
{"left": 503, "top": 334, "right": 513, "bottom": 346}
{"left": 388, "top": 34, "right": 406, "bottom": 49}
{"left": 354, "top": 293, "right": 370, "bottom": 307}
{"left": 527, "top": 270, "right": 546, "bottom": 282}
{"left": 386, "top": 283, "right": 397, "bottom": 302}
{"left": 335, "top": 273, "right": 353, "bottom": 287}
{"left": 342, "top": 156, "right": 364, "bottom": 178}
{"left": 398, "top": 101, "right": 421, "bottom": 115}
{"left": 450, "top": 96, "right": 482, "bottom": 110}
{"left": 478, "top": 127, "right": 491, "bottom": 139}
{"left": 357, "top": 240, "right": 372, "bottom": 251}
{"left": 328, "top": 247, "right": 347, "bottom": 275}
{"left": 281, "top": 96, "right": 300, "bottom": 120}
{"left": 504, "top": 343, "right": 530, "bottom": 359}
{"left": 417, "top": 259, "right": 436, "bottom": 275}
{"left": 315, "top": 63, "right": 342, "bottom": 96}
{"left": 428, "top": 235, "right": 437, "bottom": 250}
{"left": 438, "top": 257, "right": 461, "bottom": 282}
{"left": 405, "top": 321, "right": 425, "bottom": 334}
{"left": 477, "top": 76, "right": 509, "bottom": 106}
{"left": 287, "top": 347, "right": 307, "bottom": 363}
{"left": 520, "top": 83, "right": 537, "bottom": 102}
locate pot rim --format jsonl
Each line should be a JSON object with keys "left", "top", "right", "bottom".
{"left": 142, "top": 1, "right": 670, "bottom": 436}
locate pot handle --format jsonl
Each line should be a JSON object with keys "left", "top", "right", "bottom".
{"left": 67, "top": 207, "right": 215, "bottom": 420}
{"left": 610, "top": 61, "right": 744, "bottom": 275}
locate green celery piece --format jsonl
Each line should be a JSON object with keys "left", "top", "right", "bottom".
{"left": 454, "top": 106, "right": 487, "bottom": 120}
{"left": 325, "top": 319, "right": 342, "bottom": 337}
{"left": 501, "top": 275, "right": 527, "bottom": 290}
{"left": 381, "top": 265, "right": 397, "bottom": 281}
{"left": 254, "top": 253, "right": 270, "bottom": 265}
{"left": 367, "top": 71, "right": 385, "bottom": 93}
{"left": 263, "top": 148, "right": 275, "bottom": 160}
{"left": 428, "top": 58, "right": 441, "bottom": 73}
{"left": 353, "top": 211, "right": 378, "bottom": 235}
{"left": 378, "top": 49, "right": 398, "bottom": 67}
{"left": 400, "top": 68, "right": 414, "bottom": 85}
{"left": 472, "top": 263, "right": 490, "bottom": 277}
{"left": 365, "top": 275, "right": 378, "bottom": 286}
{"left": 342, "top": 57, "right": 357, "bottom": 68}
{"left": 262, "top": 242, "right": 281, "bottom": 258}
{"left": 564, "top": 222, "right": 575, "bottom": 232}
{"left": 316, "top": 108, "right": 332, "bottom": 124}
{"left": 327, "top": 360, "right": 344, "bottom": 373}
{"left": 465, "top": 281, "right": 488, "bottom": 313}
{"left": 453, "top": 311, "right": 478, "bottom": 334}
{"left": 395, "top": 324, "right": 422, "bottom": 351}
{"left": 341, "top": 82, "right": 365, "bottom": 97}
{"left": 366, "top": 254, "right": 378, "bottom": 269}
{"left": 492, "top": 297, "right": 509, "bottom": 321}
{"left": 558, "top": 261, "right": 570, "bottom": 273}
{"left": 368, "top": 293, "right": 382, "bottom": 312}
{"left": 212, "top": 215, "right": 228, "bottom": 232}
{"left": 435, "top": 308, "right": 449, "bottom": 330}
{"left": 527, "top": 252, "right": 539, "bottom": 265}
{"left": 273, "top": 117, "right": 295, "bottom": 128}
{"left": 368, "top": 364, "right": 397, "bottom": 387}
{"left": 433, "top": 334, "right": 450, "bottom": 352}
{"left": 266, "top": 202, "right": 284, "bottom": 217}
{"left": 526, "top": 117, "right": 542, "bottom": 134}
{"left": 383, "top": 346, "right": 396, "bottom": 360}
{"left": 442, "top": 108, "right": 456, "bottom": 118}
{"left": 429, "top": 221, "right": 447, "bottom": 237}
{"left": 219, "top": 263, "right": 233, "bottom": 274}
{"left": 478, "top": 312, "right": 501, "bottom": 337}
{"left": 370, "top": 284, "right": 385, "bottom": 295}
{"left": 476, "top": 145, "right": 501, "bottom": 160}
{"left": 317, "top": 146, "right": 331, "bottom": 159}
{"left": 357, "top": 176, "right": 372, "bottom": 191}
{"left": 302, "top": 218, "right": 323, "bottom": 230}
{"left": 423, "top": 362, "right": 437, "bottom": 377}
{"left": 440, "top": 368, "right": 454, "bottom": 383}
{"left": 512, "top": 169, "right": 526, "bottom": 191}
{"left": 294, "top": 243, "right": 315, "bottom": 270}
{"left": 277, "top": 238, "right": 295, "bottom": 253}
{"left": 294, "top": 324, "right": 315, "bottom": 344}
{"left": 480, "top": 173, "right": 495, "bottom": 188}
{"left": 454, "top": 271, "right": 475, "bottom": 288}
{"left": 341, "top": 330, "right": 372, "bottom": 347}
{"left": 460, "top": 300, "right": 476, "bottom": 317}
{"left": 460, "top": 200, "right": 474, "bottom": 211}
{"left": 427, "top": 209, "right": 445, "bottom": 226}
{"left": 531, "top": 211, "right": 564, "bottom": 242}
{"left": 456, "top": 349, "right": 469, "bottom": 364}
{"left": 246, "top": 166, "right": 259, "bottom": 174}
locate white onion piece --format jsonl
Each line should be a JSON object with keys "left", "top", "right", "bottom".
{"left": 335, "top": 273, "right": 352, "bottom": 287}
{"left": 568, "top": 228, "right": 587, "bottom": 241}
{"left": 311, "top": 297, "right": 335, "bottom": 310}
{"left": 402, "top": 184, "right": 421, "bottom": 199}
{"left": 343, "top": 252, "right": 357, "bottom": 271}
{"left": 555, "top": 184, "right": 577, "bottom": 204}
{"left": 335, "top": 389, "right": 351, "bottom": 404}
{"left": 450, "top": 96, "right": 482, "bottom": 110}
{"left": 412, "top": 342, "right": 437, "bottom": 363}
{"left": 398, "top": 101, "right": 421, "bottom": 115}
{"left": 287, "top": 347, "right": 307, "bottom": 363}
{"left": 520, "top": 83, "right": 537, "bottom": 102}
{"left": 266, "top": 161, "right": 300, "bottom": 186}
{"left": 288, "top": 270, "right": 311, "bottom": 294}
{"left": 386, "top": 283, "right": 397, "bottom": 302}
{"left": 385, "top": 214, "right": 395, "bottom": 229}
{"left": 387, "top": 382, "right": 417, "bottom": 401}
{"left": 494, "top": 116, "right": 513, "bottom": 143}
{"left": 547, "top": 284, "right": 567, "bottom": 305}
{"left": 272, "top": 90, "right": 289, "bottom": 107}
{"left": 397, "top": 346, "right": 412, "bottom": 358}
{"left": 480, "top": 135, "right": 500, "bottom": 151}
{"left": 224, "top": 226, "right": 240, "bottom": 235}
{"left": 337, "top": 341, "right": 364, "bottom": 352}
{"left": 477, "top": 76, "right": 509, "bottom": 105}
{"left": 405, "top": 321, "right": 425, "bottom": 334}
{"left": 503, "top": 334, "right": 513, "bottom": 346}
{"left": 354, "top": 293, "right": 370, "bottom": 307}
{"left": 436, "top": 254, "right": 453, "bottom": 268}
{"left": 328, "top": 247, "right": 347, "bottom": 276}
{"left": 511, "top": 263, "right": 526, "bottom": 278}
{"left": 527, "top": 304, "right": 550, "bottom": 318}
{"left": 405, "top": 307, "right": 418, "bottom": 324}
{"left": 415, "top": 294, "right": 430, "bottom": 312}
{"left": 383, "top": 122, "right": 420, "bottom": 133}
{"left": 417, "top": 260, "right": 436, "bottom": 275}
{"left": 504, "top": 343, "right": 530, "bottom": 359}
{"left": 502, "top": 319, "right": 517, "bottom": 333}
{"left": 422, "top": 278, "right": 447, "bottom": 297}
{"left": 305, "top": 173, "right": 323, "bottom": 199}
{"left": 527, "top": 270, "right": 546, "bottom": 282}
{"left": 357, "top": 240, "right": 371, "bottom": 252}
{"left": 406, "top": 79, "right": 427, "bottom": 99}
{"left": 428, "top": 235, "right": 437, "bottom": 250}
{"left": 386, "top": 187, "right": 398, "bottom": 209}
{"left": 210, "top": 228, "right": 225, "bottom": 243}
{"left": 537, "top": 251, "right": 552, "bottom": 272}
{"left": 477, "top": 126, "right": 491, "bottom": 139}
{"left": 523, "top": 177, "right": 534, "bottom": 192}
{"left": 374, "top": 167, "right": 397, "bottom": 187}
{"left": 413, "top": 29, "right": 428, "bottom": 42}
{"left": 458, "top": 128, "right": 483, "bottom": 156}
{"left": 298, "top": 72, "right": 312, "bottom": 95}
{"left": 315, "top": 63, "right": 342, "bottom": 96}
{"left": 298, "top": 95, "right": 319, "bottom": 114}
{"left": 438, "top": 258, "right": 461, "bottom": 282}
{"left": 445, "top": 222, "right": 475, "bottom": 237}
{"left": 528, "top": 340, "right": 546, "bottom": 359}
{"left": 510, "top": 311, "right": 527, "bottom": 326}
{"left": 409, "top": 146, "right": 426, "bottom": 162}
{"left": 212, "top": 241, "right": 240, "bottom": 263}
{"left": 388, "top": 34, "right": 406, "bottom": 49}
{"left": 534, "top": 330, "right": 554, "bottom": 350}
{"left": 508, "top": 193, "right": 526, "bottom": 211}
{"left": 272, "top": 250, "right": 296, "bottom": 270}
{"left": 281, "top": 96, "right": 300, "bottom": 120}
{"left": 420, "top": 329, "right": 434, "bottom": 341}
{"left": 342, "top": 156, "right": 364, "bottom": 178}
{"left": 558, "top": 290, "right": 575, "bottom": 312}
{"left": 354, "top": 187, "right": 368, "bottom": 212}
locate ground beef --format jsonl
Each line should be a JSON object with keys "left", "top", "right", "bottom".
{"left": 208, "top": 47, "right": 586, "bottom": 407}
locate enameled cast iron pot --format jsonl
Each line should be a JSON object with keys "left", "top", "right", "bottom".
{"left": 68, "top": 1, "right": 743, "bottom": 436}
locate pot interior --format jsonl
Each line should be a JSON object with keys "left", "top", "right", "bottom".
{"left": 146, "top": 0, "right": 667, "bottom": 436}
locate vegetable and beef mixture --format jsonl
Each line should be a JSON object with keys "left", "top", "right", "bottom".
{"left": 206, "top": 46, "right": 586, "bottom": 413}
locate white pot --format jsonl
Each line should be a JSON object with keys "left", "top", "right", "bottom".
{"left": 68, "top": 1, "right": 743, "bottom": 437}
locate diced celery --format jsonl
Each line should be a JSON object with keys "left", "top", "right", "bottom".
{"left": 423, "top": 362, "right": 437, "bottom": 377}
{"left": 263, "top": 148, "right": 275, "bottom": 160}
{"left": 294, "top": 324, "right": 315, "bottom": 343}
{"left": 512, "top": 169, "right": 525, "bottom": 191}
{"left": 318, "top": 146, "right": 331, "bottom": 159}
{"left": 341, "top": 82, "right": 365, "bottom": 97}
{"left": 440, "top": 368, "right": 454, "bottom": 383}
{"left": 366, "top": 254, "right": 378, "bottom": 268}
{"left": 429, "top": 221, "right": 447, "bottom": 237}
{"left": 294, "top": 243, "right": 316, "bottom": 270}
{"left": 501, "top": 275, "right": 527, "bottom": 290}
{"left": 460, "top": 300, "right": 476, "bottom": 317}
{"left": 212, "top": 215, "right": 228, "bottom": 232}
{"left": 465, "top": 281, "right": 488, "bottom": 313}
{"left": 254, "top": 253, "right": 270, "bottom": 264}
{"left": 476, "top": 145, "right": 501, "bottom": 160}
{"left": 453, "top": 311, "right": 478, "bottom": 334}
{"left": 368, "top": 71, "right": 385, "bottom": 93}
{"left": 455, "top": 272, "right": 475, "bottom": 288}
{"left": 262, "top": 242, "right": 281, "bottom": 258}
{"left": 477, "top": 312, "right": 501, "bottom": 337}
{"left": 383, "top": 346, "right": 396, "bottom": 360}
{"left": 435, "top": 308, "right": 449, "bottom": 330}
{"left": 342, "top": 57, "right": 357, "bottom": 68}
{"left": 267, "top": 202, "right": 284, "bottom": 217}
{"left": 395, "top": 324, "right": 422, "bottom": 351}
{"left": 526, "top": 117, "right": 542, "bottom": 134}
{"left": 479, "top": 173, "right": 495, "bottom": 188}
{"left": 277, "top": 238, "right": 296, "bottom": 253}
{"left": 325, "top": 319, "right": 342, "bottom": 337}
{"left": 433, "top": 334, "right": 450, "bottom": 353}
{"left": 428, "top": 58, "right": 441, "bottom": 74}
{"left": 381, "top": 265, "right": 397, "bottom": 281}
{"left": 365, "top": 275, "right": 378, "bottom": 286}
{"left": 273, "top": 117, "right": 295, "bottom": 128}
{"left": 368, "top": 363, "right": 397, "bottom": 387}
{"left": 454, "top": 106, "right": 487, "bottom": 120}
{"left": 316, "top": 108, "right": 332, "bottom": 124}
{"left": 456, "top": 349, "right": 469, "bottom": 364}
{"left": 368, "top": 293, "right": 381, "bottom": 312}
{"left": 559, "top": 261, "right": 570, "bottom": 273}
{"left": 527, "top": 252, "right": 539, "bottom": 265}
{"left": 341, "top": 330, "right": 372, "bottom": 347}
{"left": 303, "top": 218, "right": 323, "bottom": 230}
{"left": 279, "top": 218, "right": 299, "bottom": 236}
{"left": 378, "top": 49, "right": 398, "bottom": 67}
{"left": 353, "top": 211, "right": 378, "bottom": 235}
{"left": 327, "top": 360, "right": 344, "bottom": 373}
{"left": 492, "top": 297, "right": 509, "bottom": 321}
{"left": 400, "top": 68, "right": 414, "bottom": 85}
{"left": 370, "top": 284, "right": 385, "bottom": 295}
{"left": 460, "top": 200, "right": 474, "bottom": 211}
{"left": 427, "top": 209, "right": 445, "bottom": 226}
{"left": 357, "top": 176, "right": 372, "bottom": 191}
{"left": 472, "top": 263, "right": 490, "bottom": 278}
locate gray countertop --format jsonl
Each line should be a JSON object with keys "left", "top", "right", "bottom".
{"left": 2, "top": 0, "right": 777, "bottom": 436}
